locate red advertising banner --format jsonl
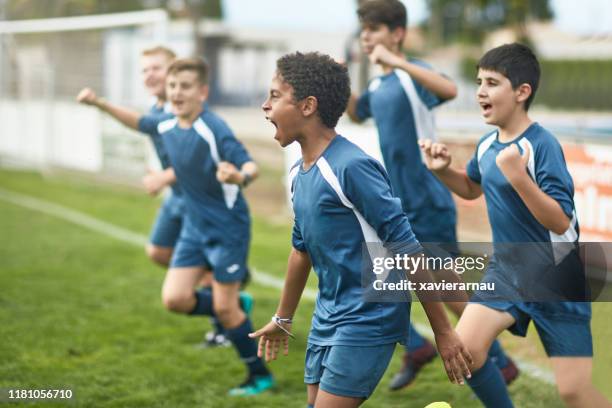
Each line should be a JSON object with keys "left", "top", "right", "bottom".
{"left": 563, "top": 143, "right": 612, "bottom": 241}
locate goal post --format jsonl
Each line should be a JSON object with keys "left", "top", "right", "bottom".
{"left": 0, "top": 9, "right": 168, "bottom": 180}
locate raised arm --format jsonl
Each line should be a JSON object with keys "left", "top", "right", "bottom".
{"left": 76, "top": 87, "right": 142, "bottom": 131}
{"left": 369, "top": 44, "right": 457, "bottom": 100}
{"left": 346, "top": 94, "right": 365, "bottom": 123}
{"left": 419, "top": 139, "right": 482, "bottom": 200}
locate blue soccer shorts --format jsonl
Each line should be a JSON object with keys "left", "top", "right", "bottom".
{"left": 149, "top": 194, "right": 185, "bottom": 248}
{"left": 304, "top": 343, "right": 396, "bottom": 399}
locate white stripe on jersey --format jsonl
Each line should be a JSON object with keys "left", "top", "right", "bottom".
{"left": 192, "top": 118, "right": 239, "bottom": 209}
{"left": 316, "top": 157, "right": 392, "bottom": 279}
{"left": 394, "top": 69, "right": 436, "bottom": 163}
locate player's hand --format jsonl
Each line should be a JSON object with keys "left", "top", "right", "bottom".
{"left": 249, "top": 321, "right": 291, "bottom": 362}
{"left": 76, "top": 87, "right": 98, "bottom": 106}
{"left": 419, "top": 139, "right": 452, "bottom": 172}
{"left": 142, "top": 170, "right": 168, "bottom": 196}
{"left": 496, "top": 143, "right": 530, "bottom": 184}
{"left": 216, "top": 161, "right": 242, "bottom": 184}
{"left": 369, "top": 44, "right": 403, "bottom": 68}
{"left": 434, "top": 329, "right": 473, "bottom": 385}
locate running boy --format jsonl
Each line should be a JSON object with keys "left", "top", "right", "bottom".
{"left": 251, "top": 51, "right": 472, "bottom": 408}
{"left": 77, "top": 47, "right": 243, "bottom": 348}
{"left": 77, "top": 46, "right": 180, "bottom": 267}
{"left": 136, "top": 57, "right": 273, "bottom": 396}
{"left": 420, "top": 42, "right": 610, "bottom": 407}
{"left": 346, "top": 0, "right": 516, "bottom": 389}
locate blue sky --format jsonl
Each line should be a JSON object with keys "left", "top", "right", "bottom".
{"left": 222, "top": 0, "right": 612, "bottom": 35}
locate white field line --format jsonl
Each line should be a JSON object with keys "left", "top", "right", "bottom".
{"left": 0, "top": 187, "right": 554, "bottom": 384}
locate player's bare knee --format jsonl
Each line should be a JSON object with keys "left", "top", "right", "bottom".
{"left": 213, "top": 303, "right": 234, "bottom": 324}
{"left": 162, "top": 291, "right": 192, "bottom": 313}
{"left": 557, "top": 381, "right": 584, "bottom": 405}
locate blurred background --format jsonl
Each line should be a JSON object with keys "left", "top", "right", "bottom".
{"left": 0, "top": 1, "right": 611, "bottom": 406}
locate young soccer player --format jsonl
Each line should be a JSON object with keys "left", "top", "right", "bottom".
{"left": 77, "top": 46, "right": 181, "bottom": 267}
{"left": 77, "top": 46, "right": 244, "bottom": 348}
{"left": 251, "top": 51, "right": 472, "bottom": 408}
{"left": 346, "top": 0, "right": 516, "bottom": 389}
{"left": 135, "top": 57, "right": 273, "bottom": 396}
{"left": 420, "top": 43, "right": 611, "bottom": 408}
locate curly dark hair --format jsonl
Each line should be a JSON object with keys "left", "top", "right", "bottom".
{"left": 276, "top": 52, "right": 350, "bottom": 129}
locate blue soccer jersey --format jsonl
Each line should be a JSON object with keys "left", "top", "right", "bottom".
{"left": 140, "top": 108, "right": 252, "bottom": 245}
{"left": 466, "top": 122, "right": 578, "bottom": 245}
{"left": 355, "top": 59, "right": 454, "bottom": 217}
{"left": 290, "top": 135, "right": 422, "bottom": 346}
{"left": 139, "top": 104, "right": 182, "bottom": 196}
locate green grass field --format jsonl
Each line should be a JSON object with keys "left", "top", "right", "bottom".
{"left": 1, "top": 168, "right": 610, "bottom": 407}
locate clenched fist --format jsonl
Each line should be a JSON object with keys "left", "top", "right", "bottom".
{"left": 495, "top": 143, "right": 530, "bottom": 184}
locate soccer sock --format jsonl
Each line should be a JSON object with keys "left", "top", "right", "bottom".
{"left": 226, "top": 318, "right": 269, "bottom": 377}
{"left": 466, "top": 358, "right": 513, "bottom": 408}
{"left": 488, "top": 339, "right": 509, "bottom": 369}
{"left": 211, "top": 317, "right": 226, "bottom": 335}
{"left": 189, "top": 287, "right": 214, "bottom": 316}
{"left": 405, "top": 323, "right": 427, "bottom": 353}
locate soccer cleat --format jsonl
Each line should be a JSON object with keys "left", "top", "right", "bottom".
{"left": 500, "top": 358, "right": 520, "bottom": 385}
{"left": 200, "top": 331, "right": 231, "bottom": 348}
{"left": 228, "top": 374, "right": 275, "bottom": 396}
{"left": 389, "top": 340, "right": 438, "bottom": 391}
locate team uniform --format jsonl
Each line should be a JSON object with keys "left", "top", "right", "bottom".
{"left": 139, "top": 108, "right": 252, "bottom": 282}
{"left": 466, "top": 122, "right": 592, "bottom": 356}
{"left": 140, "top": 104, "right": 185, "bottom": 248}
{"left": 354, "top": 59, "right": 456, "bottom": 243}
{"left": 290, "top": 135, "right": 422, "bottom": 398}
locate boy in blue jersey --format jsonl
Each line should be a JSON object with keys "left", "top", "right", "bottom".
{"left": 136, "top": 57, "right": 273, "bottom": 396}
{"left": 420, "top": 43, "right": 610, "bottom": 407}
{"left": 345, "top": 0, "right": 516, "bottom": 390}
{"left": 77, "top": 46, "right": 181, "bottom": 267}
{"left": 251, "top": 51, "right": 472, "bottom": 408}
{"left": 77, "top": 46, "right": 239, "bottom": 348}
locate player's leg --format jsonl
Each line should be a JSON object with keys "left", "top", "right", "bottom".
{"left": 314, "top": 389, "right": 363, "bottom": 408}
{"left": 307, "top": 384, "right": 318, "bottom": 408}
{"left": 160, "top": 236, "right": 216, "bottom": 315}
{"left": 161, "top": 266, "right": 206, "bottom": 313}
{"left": 456, "top": 303, "right": 516, "bottom": 407}
{"left": 444, "top": 299, "right": 518, "bottom": 384}
{"left": 213, "top": 279, "right": 273, "bottom": 396}
{"left": 532, "top": 304, "right": 610, "bottom": 407}
{"left": 550, "top": 357, "right": 610, "bottom": 408}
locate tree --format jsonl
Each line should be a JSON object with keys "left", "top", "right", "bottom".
{"left": 424, "top": 0, "right": 553, "bottom": 45}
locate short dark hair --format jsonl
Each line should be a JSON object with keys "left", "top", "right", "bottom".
{"left": 357, "top": 0, "right": 407, "bottom": 30}
{"left": 166, "top": 57, "right": 208, "bottom": 85}
{"left": 478, "top": 43, "right": 540, "bottom": 111}
{"left": 276, "top": 52, "right": 350, "bottom": 129}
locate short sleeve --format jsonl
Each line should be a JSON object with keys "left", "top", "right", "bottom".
{"left": 466, "top": 153, "right": 482, "bottom": 184}
{"left": 533, "top": 138, "right": 575, "bottom": 218}
{"left": 411, "top": 59, "right": 447, "bottom": 108}
{"left": 291, "top": 221, "right": 307, "bottom": 252}
{"left": 138, "top": 114, "right": 162, "bottom": 136}
{"left": 219, "top": 134, "right": 252, "bottom": 168}
{"left": 342, "top": 157, "right": 421, "bottom": 255}
{"left": 355, "top": 90, "right": 372, "bottom": 121}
